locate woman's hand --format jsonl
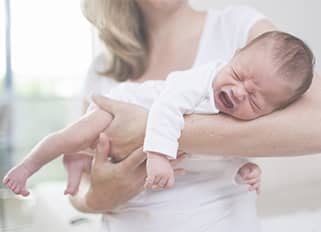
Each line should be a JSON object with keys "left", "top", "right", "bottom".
{"left": 92, "top": 95, "right": 147, "bottom": 159}
{"left": 85, "top": 133, "right": 186, "bottom": 212}
{"left": 85, "top": 133, "right": 146, "bottom": 211}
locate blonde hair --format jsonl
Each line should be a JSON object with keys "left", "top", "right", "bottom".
{"left": 81, "top": 0, "right": 148, "bottom": 81}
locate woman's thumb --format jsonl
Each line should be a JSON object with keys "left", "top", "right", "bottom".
{"left": 94, "top": 133, "right": 111, "bottom": 164}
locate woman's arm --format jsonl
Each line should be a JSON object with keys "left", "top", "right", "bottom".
{"left": 180, "top": 76, "right": 321, "bottom": 156}
{"left": 92, "top": 19, "right": 321, "bottom": 158}
{"left": 93, "top": 81, "right": 321, "bottom": 158}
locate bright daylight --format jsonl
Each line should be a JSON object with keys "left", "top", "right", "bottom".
{"left": 1, "top": 1, "right": 321, "bottom": 232}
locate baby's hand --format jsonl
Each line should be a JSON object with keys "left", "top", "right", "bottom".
{"left": 145, "top": 152, "right": 175, "bottom": 190}
{"left": 238, "top": 162, "right": 261, "bottom": 194}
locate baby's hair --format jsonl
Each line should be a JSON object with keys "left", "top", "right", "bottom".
{"left": 245, "top": 31, "right": 315, "bottom": 109}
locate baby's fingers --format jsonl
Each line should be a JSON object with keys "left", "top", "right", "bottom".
{"left": 158, "top": 176, "right": 168, "bottom": 189}
{"left": 244, "top": 177, "right": 260, "bottom": 185}
{"left": 144, "top": 176, "right": 154, "bottom": 189}
{"left": 249, "top": 183, "right": 261, "bottom": 194}
{"left": 242, "top": 171, "right": 260, "bottom": 180}
{"left": 165, "top": 176, "right": 175, "bottom": 189}
{"left": 174, "top": 168, "right": 186, "bottom": 176}
{"left": 170, "top": 155, "right": 187, "bottom": 167}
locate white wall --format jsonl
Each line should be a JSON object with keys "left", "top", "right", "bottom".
{"left": 190, "top": 0, "right": 321, "bottom": 73}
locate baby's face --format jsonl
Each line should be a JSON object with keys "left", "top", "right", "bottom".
{"left": 213, "top": 51, "right": 294, "bottom": 120}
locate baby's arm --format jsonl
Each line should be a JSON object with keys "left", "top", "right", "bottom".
{"left": 3, "top": 108, "right": 112, "bottom": 196}
{"left": 144, "top": 66, "right": 214, "bottom": 189}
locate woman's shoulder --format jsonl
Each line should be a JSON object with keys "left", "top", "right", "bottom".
{"left": 206, "top": 4, "right": 266, "bottom": 39}
{"left": 207, "top": 4, "right": 265, "bottom": 21}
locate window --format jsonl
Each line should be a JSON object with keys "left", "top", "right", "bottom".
{"left": 11, "top": 0, "right": 92, "bottom": 97}
{"left": 2, "top": 0, "right": 94, "bottom": 185}
{"left": 0, "top": 0, "right": 5, "bottom": 92}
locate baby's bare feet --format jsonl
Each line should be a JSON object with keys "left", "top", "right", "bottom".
{"left": 2, "top": 164, "right": 31, "bottom": 196}
{"left": 63, "top": 153, "right": 92, "bottom": 196}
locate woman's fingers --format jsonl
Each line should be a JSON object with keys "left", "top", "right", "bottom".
{"left": 94, "top": 133, "right": 111, "bottom": 164}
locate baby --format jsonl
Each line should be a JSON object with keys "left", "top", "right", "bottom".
{"left": 3, "top": 31, "right": 314, "bottom": 196}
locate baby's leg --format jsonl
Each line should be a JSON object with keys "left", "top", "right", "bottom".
{"left": 2, "top": 109, "right": 113, "bottom": 196}
{"left": 63, "top": 152, "right": 93, "bottom": 196}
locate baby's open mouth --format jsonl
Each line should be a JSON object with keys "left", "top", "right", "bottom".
{"left": 219, "top": 90, "right": 234, "bottom": 109}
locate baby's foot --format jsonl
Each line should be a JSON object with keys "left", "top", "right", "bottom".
{"left": 63, "top": 153, "right": 92, "bottom": 196}
{"left": 2, "top": 164, "right": 31, "bottom": 196}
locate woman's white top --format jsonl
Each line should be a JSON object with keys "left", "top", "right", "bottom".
{"left": 83, "top": 5, "right": 265, "bottom": 232}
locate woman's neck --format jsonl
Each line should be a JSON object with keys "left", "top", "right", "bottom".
{"left": 138, "top": 2, "right": 203, "bottom": 47}
{"left": 135, "top": 2, "right": 206, "bottom": 82}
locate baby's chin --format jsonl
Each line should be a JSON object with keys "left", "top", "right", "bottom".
{"left": 219, "top": 107, "right": 256, "bottom": 121}
{"left": 231, "top": 112, "right": 260, "bottom": 121}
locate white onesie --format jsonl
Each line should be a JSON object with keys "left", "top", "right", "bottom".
{"left": 143, "top": 61, "right": 222, "bottom": 158}
{"left": 103, "top": 61, "right": 221, "bottom": 158}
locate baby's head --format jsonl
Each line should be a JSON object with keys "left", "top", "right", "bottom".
{"left": 213, "top": 31, "right": 315, "bottom": 120}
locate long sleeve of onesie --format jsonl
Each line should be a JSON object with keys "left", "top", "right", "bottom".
{"left": 143, "top": 62, "right": 221, "bottom": 159}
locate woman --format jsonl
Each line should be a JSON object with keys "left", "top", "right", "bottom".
{"left": 71, "top": 0, "right": 321, "bottom": 231}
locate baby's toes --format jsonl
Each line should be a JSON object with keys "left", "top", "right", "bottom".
{"left": 13, "top": 185, "right": 21, "bottom": 195}
{"left": 20, "top": 188, "right": 30, "bottom": 197}
{"left": 7, "top": 179, "right": 15, "bottom": 190}
{"left": 64, "top": 185, "right": 77, "bottom": 196}
{"left": 11, "top": 182, "right": 17, "bottom": 191}
{"left": 2, "top": 176, "right": 9, "bottom": 185}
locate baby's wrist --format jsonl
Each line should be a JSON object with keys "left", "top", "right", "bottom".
{"left": 146, "top": 151, "right": 166, "bottom": 160}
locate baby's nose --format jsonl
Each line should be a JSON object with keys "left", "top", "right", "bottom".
{"left": 232, "top": 87, "right": 246, "bottom": 102}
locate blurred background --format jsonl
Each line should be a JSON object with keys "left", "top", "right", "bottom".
{"left": 0, "top": 0, "right": 320, "bottom": 231}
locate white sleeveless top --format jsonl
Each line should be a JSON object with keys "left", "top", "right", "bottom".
{"left": 83, "top": 5, "right": 265, "bottom": 232}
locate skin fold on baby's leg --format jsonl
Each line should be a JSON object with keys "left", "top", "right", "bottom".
{"left": 2, "top": 109, "right": 113, "bottom": 196}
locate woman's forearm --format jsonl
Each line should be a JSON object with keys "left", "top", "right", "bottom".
{"left": 180, "top": 74, "right": 321, "bottom": 157}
